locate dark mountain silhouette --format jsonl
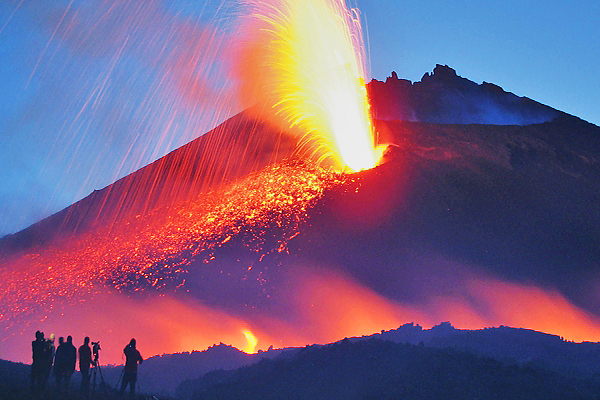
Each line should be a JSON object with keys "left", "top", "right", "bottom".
{"left": 370, "top": 323, "right": 600, "bottom": 378}
{"left": 0, "top": 359, "right": 30, "bottom": 396}
{"left": 169, "top": 324, "right": 600, "bottom": 398}
{"left": 367, "top": 64, "right": 562, "bottom": 124}
{"left": 177, "top": 337, "right": 600, "bottom": 400}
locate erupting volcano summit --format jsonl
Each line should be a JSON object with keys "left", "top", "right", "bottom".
{"left": 0, "top": 0, "right": 599, "bottom": 371}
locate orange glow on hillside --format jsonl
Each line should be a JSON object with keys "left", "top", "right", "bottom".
{"left": 287, "top": 267, "right": 424, "bottom": 342}
{"left": 447, "top": 278, "right": 600, "bottom": 342}
{"left": 290, "top": 268, "right": 600, "bottom": 344}
{"left": 236, "top": 0, "right": 380, "bottom": 172}
{"left": 3, "top": 261, "right": 600, "bottom": 365}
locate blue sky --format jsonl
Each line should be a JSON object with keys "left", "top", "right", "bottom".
{"left": 0, "top": 0, "right": 598, "bottom": 236}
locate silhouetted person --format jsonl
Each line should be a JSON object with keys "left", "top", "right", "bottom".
{"left": 64, "top": 336, "right": 77, "bottom": 391}
{"left": 42, "top": 333, "right": 55, "bottom": 390}
{"left": 79, "top": 337, "right": 94, "bottom": 394}
{"left": 54, "top": 336, "right": 67, "bottom": 393}
{"left": 120, "top": 338, "right": 143, "bottom": 398}
{"left": 30, "top": 331, "right": 46, "bottom": 392}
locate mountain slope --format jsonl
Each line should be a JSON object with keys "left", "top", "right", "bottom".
{"left": 1, "top": 66, "right": 599, "bottom": 369}
{"left": 0, "top": 113, "right": 295, "bottom": 255}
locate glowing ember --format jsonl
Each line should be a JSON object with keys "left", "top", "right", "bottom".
{"left": 236, "top": 0, "right": 382, "bottom": 172}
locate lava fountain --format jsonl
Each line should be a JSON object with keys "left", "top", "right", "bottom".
{"left": 235, "top": 0, "right": 383, "bottom": 171}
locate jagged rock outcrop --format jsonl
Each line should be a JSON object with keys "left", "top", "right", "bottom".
{"left": 367, "top": 64, "right": 561, "bottom": 125}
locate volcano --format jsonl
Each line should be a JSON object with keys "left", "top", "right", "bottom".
{"left": 1, "top": 65, "right": 599, "bottom": 365}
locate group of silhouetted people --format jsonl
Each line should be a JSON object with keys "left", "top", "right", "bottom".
{"left": 31, "top": 331, "right": 143, "bottom": 398}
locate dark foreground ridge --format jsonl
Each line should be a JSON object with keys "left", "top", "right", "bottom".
{"left": 179, "top": 337, "right": 600, "bottom": 400}
{"left": 3, "top": 324, "right": 600, "bottom": 399}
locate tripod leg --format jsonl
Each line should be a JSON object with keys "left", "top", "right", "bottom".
{"left": 97, "top": 363, "right": 105, "bottom": 386}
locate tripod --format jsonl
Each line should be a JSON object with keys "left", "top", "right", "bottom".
{"left": 91, "top": 343, "right": 106, "bottom": 392}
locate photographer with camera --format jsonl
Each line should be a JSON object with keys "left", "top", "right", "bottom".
{"left": 120, "top": 338, "right": 143, "bottom": 398}
{"left": 78, "top": 337, "right": 94, "bottom": 394}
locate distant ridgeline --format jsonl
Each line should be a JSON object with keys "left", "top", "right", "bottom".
{"left": 367, "top": 64, "right": 561, "bottom": 125}
{"left": 176, "top": 323, "right": 600, "bottom": 400}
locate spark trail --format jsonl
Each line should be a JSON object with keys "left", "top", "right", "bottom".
{"left": 236, "top": 0, "right": 383, "bottom": 171}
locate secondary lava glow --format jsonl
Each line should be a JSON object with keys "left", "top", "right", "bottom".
{"left": 242, "top": 329, "right": 259, "bottom": 353}
{"left": 236, "top": 0, "right": 382, "bottom": 171}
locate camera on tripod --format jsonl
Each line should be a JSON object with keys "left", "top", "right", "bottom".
{"left": 90, "top": 340, "right": 105, "bottom": 389}
{"left": 92, "top": 341, "right": 101, "bottom": 360}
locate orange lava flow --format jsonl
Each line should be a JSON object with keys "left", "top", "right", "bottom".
{"left": 4, "top": 262, "right": 600, "bottom": 365}
{"left": 0, "top": 161, "right": 347, "bottom": 327}
{"left": 236, "top": 0, "right": 382, "bottom": 172}
{"left": 443, "top": 277, "right": 600, "bottom": 343}
{"left": 286, "top": 267, "right": 600, "bottom": 346}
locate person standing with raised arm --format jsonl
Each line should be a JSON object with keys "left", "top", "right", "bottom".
{"left": 119, "top": 338, "right": 143, "bottom": 398}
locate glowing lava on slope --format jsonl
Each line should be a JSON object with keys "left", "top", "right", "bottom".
{"left": 235, "top": 0, "right": 383, "bottom": 171}
{"left": 1, "top": 0, "right": 384, "bottom": 324}
{"left": 0, "top": 162, "right": 348, "bottom": 326}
